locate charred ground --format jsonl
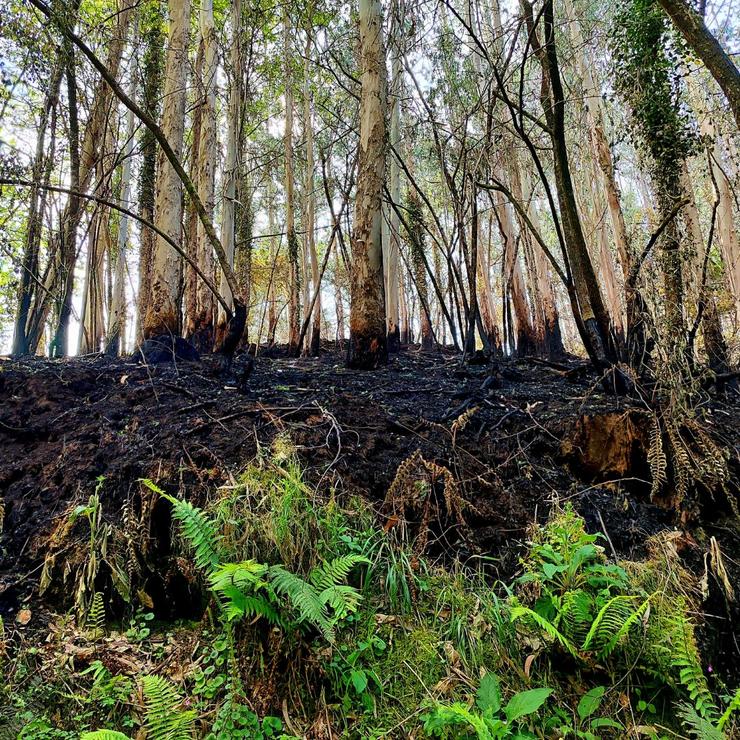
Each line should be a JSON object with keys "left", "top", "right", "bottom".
{"left": 1, "top": 346, "right": 739, "bottom": 683}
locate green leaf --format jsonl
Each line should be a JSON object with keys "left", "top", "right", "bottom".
{"left": 476, "top": 673, "right": 501, "bottom": 714}
{"left": 577, "top": 686, "right": 606, "bottom": 720}
{"left": 350, "top": 669, "right": 368, "bottom": 694}
{"left": 504, "top": 688, "right": 553, "bottom": 723}
{"left": 589, "top": 718, "right": 623, "bottom": 729}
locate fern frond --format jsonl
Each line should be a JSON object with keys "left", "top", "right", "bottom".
{"left": 676, "top": 702, "right": 724, "bottom": 740}
{"left": 141, "top": 674, "right": 195, "bottom": 740}
{"left": 580, "top": 594, "right": 651, "bottom": 658}
{"left": 718, "top": 687, "right": 740, "bottom": 733}
{"left": 81, "top": 732, "right": 133, "bottom": 740}
{"left": 510, "top": 605, "right": 579, "bottom": 658}
{"left": 152, "top": 488, "right": 222, "bottom": 572}
{"left": 648, "top": 417, "right": 667, "bottom": 499}
{"left": 209, "top": 561, "right": 268, "bottom": 592}
{"left": 559, "top": 589, "right": 594, "bottom": 647}
{"left": 87, "top": 591, "right": 106, "bottom": 637}
{"left": 319, "top": 583, "right": 363, "bottom": 620}
{"left": 269, "top": 565, "right": 333, "bottom": 641}
{"left": 309, "top": 554, "right": 369, "bottom": 592}
{"left": 670, "top": 616, "right": 719, "bottom": 721}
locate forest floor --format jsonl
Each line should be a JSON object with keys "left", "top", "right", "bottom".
{"left": 1, "top": 346, "right": 739, "bottom": 736}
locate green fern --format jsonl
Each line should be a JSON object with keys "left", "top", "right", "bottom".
{"left": 143, "top": 480, "right": 223, "bottom": 572}
{"left": 269, "top": 565, "right": 334, "bottom": 640}
{"left": 718, "top": 688, "right": 740, "bottom": 733}
{"left": 80, "top": 733, "right": 132, "bottom": 740}
{"left": 155, "top": 484, "right": 364, "bottom": 642}
{"left": 208, "top": 561, "right": 282, "bottom": 624}
{"left": 670, "top": 615, "right": 719, "bottom": 721}
{"left": 141, "top": 674, "right": 196, "bottom": 740}
{"left": 558, "top": 589, "right": 594, "bottom": 647}
{"left": 510, "top": 605, "right": 579, "bottom": 658}
{"left": 309, "top": 554, "right": 369, "bottom": 592}
{"left": 582, "top": 595, "right": 650, "bottom": 657}
{"left": 677, "top": 702, "right": 725, "bottom": 740}
{"left": 87, "top": 591, "right": 106, "bottom": 637}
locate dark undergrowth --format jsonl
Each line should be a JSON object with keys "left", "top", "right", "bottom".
{"left": 1, "top": 437, "right": 738, "bottom": 739}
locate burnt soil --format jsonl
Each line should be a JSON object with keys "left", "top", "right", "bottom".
{"left": 1, "top": 346, "right": 739, "bottom": 683}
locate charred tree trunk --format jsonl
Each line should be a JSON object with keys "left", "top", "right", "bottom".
{"left": 143, "top": 0, "right": 190, "bottom": 339}
{"left": 347, "top": 0, "right": 388, "bottom": 369}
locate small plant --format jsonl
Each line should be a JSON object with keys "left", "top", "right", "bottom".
{"left": 206, "top": 694, "right": 289, "bottom": 739}
{"left": 546, "top": 686, "right": 624, "bottom": 739}
{"left": 79, "top": 660, "right": 134, "bottom": 724}
{"left": 124, "top": 607, "right": 155, "bottom": 642}
{"left": 422, "top": 672, "right": 552, "bottom": 738}
{"left": 328, "top": 634, "right": 387, "bottom": 712}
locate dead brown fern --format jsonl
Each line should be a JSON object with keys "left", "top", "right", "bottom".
{"left": 648, "top": 411, "right": 737, "bottom": 518}
{"left": 383, "top": 450, "right": 467, "bottom": 554}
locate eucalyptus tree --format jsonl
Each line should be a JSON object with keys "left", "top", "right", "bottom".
{"left": 143, "top": 0, "right": 189, "bottom": 339}
{"left": 347, "top": 0, "right": 388, "bottom": 368}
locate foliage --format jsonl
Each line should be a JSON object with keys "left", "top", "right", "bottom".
{"left": 422, "top": 673, "right": 553, "bottom": 738}
{"left": 611, "top": 0, "right": 696, "bottom": 185}
{"left": 141, "top": 675, "right": 197, "bottom": 740}
{"left": 4, "top": 447, "right": 736, "bottom": 739}
{"left": 509, "top": 505, "right": 728, "bottom": 728}
{"left": 156, "top": 473, "right": 367, "bottom": 642}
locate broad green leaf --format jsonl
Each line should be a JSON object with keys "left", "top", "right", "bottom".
{"left": 577, "top": 686, "right": 606, "bottom": 720}
{"left": 351, "top": 669, "right": 368, "bottom": 694}
{"left": 476, "top": 673, "right": 501, "bottom": 713}
{"left": 504, "top": 688, "right": 553, "bottom": 723}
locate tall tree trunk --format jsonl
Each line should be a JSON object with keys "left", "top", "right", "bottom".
{"left": 384, "top": 0, "right": 402, "bottom": 352}
{"left": 49, "top": 39, "right": 81, "bottom": 358}
{"left": 496, "top": 191, "right": 536, "bottom": 357}
{"left": 703, "top": 124, "right": 740, "bottom": 326}
{"left": 136, "top": 3, "right": 163, "bottom": 341}
{"left": 217, "top": 0, "right": 243, "bottom": 343}
{"left": 184, "top": 44, "right": 204, "bottom": 343}
{"left": 525, "top": 0, "right": 616, "bottom": 368}
{"left": 191, "top": 0, "right": 218, "bottom": 351}
{"left": 143, "top": 0, "right": 190, "bottom": 339}
{"left": 284, "top": 9, "right": 301, "bottom": 353}
{"left": 107, "top": 66, "right": 138, "bottom": 356}
{"left": 347, "top": 0, "right": 388, "bottom": 368}
{"left": 303, "top": 33, "right": 321, "bottom": 356}
{"left": 12, "top": 60, "right": 63, "bottom": 356}
{"left": 48, "top": 0, "right": 133, "bottom": 356}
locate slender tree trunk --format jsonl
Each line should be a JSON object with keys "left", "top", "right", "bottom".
{"left": 49, "top": 42, "right": 81, "bottom": 357}
{"left": 184, "top": 44, "right": 204, "bottom": 342}
{"left": 524, "top": 0, "right": 617, "bottom": 369}
{"left": 48, "top": 0, "right": 133, "bottom": 356}
{"left": 702, "top": 124, "right": 740, "bottom": 325}
{"left": 191, "top": 0, "right": 218, "bottom": 351}
{"left": 496, "top": 191, "right": 536, "bottom": 356}
{"left": 107, "top": 66, "right": 138, "bottom": 356}
{"left": 136, "top": 4, "right": 163, "bottom": 341}
{"left": 217, "top": 0, "right": 242, "bottom": 343}
{"left": 303, "top": 33, "right": 321, "bottom": 356}
{"left": 12, "top": 61, "right": 63, "bottom": 356}
{"left": 384, "top": 0, "right": 402, "bottom": 352}
{"left": 143, "top": 0, "right": 190, "bottom": 339}
{"left": 347, "top": 0, "right": 388, "bottom": 368}
{"left": 283, "top": 9, "right": 300, "bottom": 353}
